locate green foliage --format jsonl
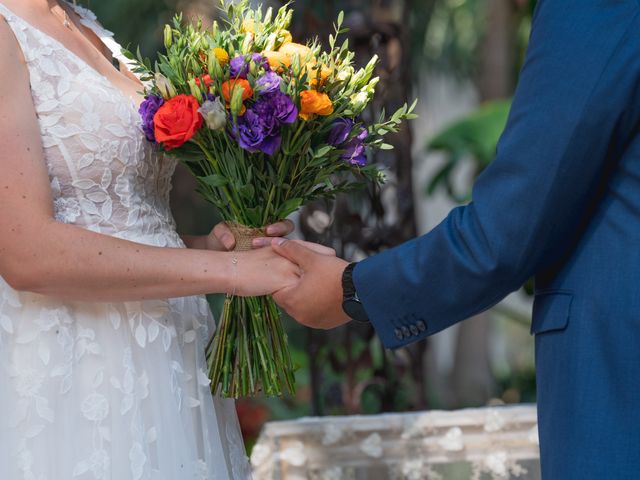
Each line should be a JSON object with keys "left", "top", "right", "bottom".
{"left": 426, "top": 99, "right": 511, "bottom": 202}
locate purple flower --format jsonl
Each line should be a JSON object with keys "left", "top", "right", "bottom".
{"left": 343, "top": 127, "right": 369, "bottom": 166}
{"left": 327, "top": 118, "right": 369, "bottom": 166}
{"left": 328, "top": 118, "right": 354, "bottom": 146}
{"left": 235, "top": 109, "right": 282, "bottom": 156}
{"left": 267, "top": 92, "right": 298, "bottom": 124}
{"left": 253, "top": 92, "right": 297, "bottom": 127}
{"left": 252, "top": 99, "right": 279, "bottom": 131}
{"left": 229, "top": 53, "right": 270, "bottom": 78}
{"left": 255, "top": 71, "right": 282, "bottom": 95}
{"left": 139, "top": 94, "right": 164, "bottom": 143}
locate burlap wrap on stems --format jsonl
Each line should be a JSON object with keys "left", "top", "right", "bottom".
{"left": 227, "top": 222, "right": 266, "bottom": 252}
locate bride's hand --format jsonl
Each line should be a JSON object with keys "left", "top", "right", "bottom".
{"left": 207, "top": 220, "right": 295, "bottom": 251}
{"left": 230, "top": 246, "right": 301, "bottom": 297}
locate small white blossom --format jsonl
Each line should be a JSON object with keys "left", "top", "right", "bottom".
{"left": 198, "top": 98, "right": 227, "bottom": 131}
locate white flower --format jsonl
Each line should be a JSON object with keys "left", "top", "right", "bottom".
{"left": 279, "top": 441, "right": 307, "bottom": 467}
{"left": 336, "top": 65, "right": 354, "bottom": 82}
{"left": 360, "top": 433, "right": 383, "bottom": 458}
{"left": 437, "top": 427, "right": 465, "bottom": 452}
{"left": 484, "top": 408, "right": 506, "bottom": 432}
{"left": 350, "top": 90, "right": 369, "bottom": 111}
{"left": 81, "top": 393, "right": 110, "bottom": 422}
{"left": 14, "top": 367, "right": 45, "bottom": 398}
{"left": 250, "top": 443, "right": 272, "bottom": 468}
{"left": 321, "top": 423, "right": 344, "bottom": 446}
{"left": 484, "top": 451, "right": 508, "bottom": 477}
{"left": 198, "top": 97, "right": 227, "bottom": 131}
{"left": 402, "top": 459, "right": 425, "bottom": 480}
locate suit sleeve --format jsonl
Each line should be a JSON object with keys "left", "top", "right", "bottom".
{"left": 353, "top": 0, "right": 640, "bottom": 349}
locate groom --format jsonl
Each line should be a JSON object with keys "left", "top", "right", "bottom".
{"left": 267, "top": 2, "right": 640, "bottom": 479}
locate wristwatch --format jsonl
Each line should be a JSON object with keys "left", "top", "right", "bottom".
{"left": 341, "top": 262, "right": 370, "bottom": 324}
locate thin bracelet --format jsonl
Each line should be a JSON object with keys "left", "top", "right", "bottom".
{"left": 230, "top": 256, "right": 239, "bottom": 298}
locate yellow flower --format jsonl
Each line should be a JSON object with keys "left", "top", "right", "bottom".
{"left": 263, "top": 50, "right": 291, "bottom": 71}
{"left": 242, "top": 18, "right": 255, "bottom": 34}
{"left": 212, "top": 47, "right": 230, "bottom": 67}
{"left": 299, "top": 90, "right": 334, "bottom": 121}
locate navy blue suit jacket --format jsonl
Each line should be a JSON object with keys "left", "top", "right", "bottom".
{"left": 353, "top": 1, "right": 640, "bottom": 477}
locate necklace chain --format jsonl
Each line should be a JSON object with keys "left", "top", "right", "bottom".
{"left": 52, "top": 2, "right": 73, "bottom": 30}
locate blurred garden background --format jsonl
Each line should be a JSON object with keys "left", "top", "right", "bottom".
{"left": 80, "top": 0, "right": 538, "bottom": 451}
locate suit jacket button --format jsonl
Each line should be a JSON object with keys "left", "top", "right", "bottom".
{"left": 394, "top": 328, "right": 404, "bottom": 340}
{"left": 416, "top": 321, "right": 426, "bottom": 332}
{"left": 410, "top": 325, "right": 419, "bottom": 336}
{"left": 401, "top": 326, "right": 410, "bottom": 337}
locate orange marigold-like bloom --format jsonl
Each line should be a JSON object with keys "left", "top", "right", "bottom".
{"left": 221, "top": 79, "right": 254, "bottom": 104}
{"left": 299, "top": 90, "right": 334, "bottom": 121}
{"left": 212, "top": 47, "right": 230, "bottom": 66}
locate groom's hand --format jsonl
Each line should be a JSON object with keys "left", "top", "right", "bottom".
{"left": 271, "top": 239, "right": 351, "bottom": 330}
{"left": 208, "top": 219, "right": 295, "bottom": 251}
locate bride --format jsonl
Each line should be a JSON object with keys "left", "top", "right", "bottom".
{"left": 0, "top": 0, "right": 323, "bottom": 478}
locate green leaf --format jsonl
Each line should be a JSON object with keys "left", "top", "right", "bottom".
{"left": 238, "top": 183, "right": 256, "bottom": 201}
{"left": 278, "top": 198, "right": 303, "bottom": 217}
{"left": 199, "top": 174, "right": 229, "bottom": 188}
{"left": 314, "top": 145, "right": 333, "bottom": 158}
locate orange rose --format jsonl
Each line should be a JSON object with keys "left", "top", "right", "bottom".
{"left": 262, "top": 50, "right": 291, "bottom": 71}
{"left": 279, "top": 42, "right": 312, "bottom": 61}
{"left": 306, "top": 63, "right": 332, "bottom": 87}
{"left": 221, "top": 79, "right": 254, "bottom": 104}
{"left": 299, "top": 90, "right": 334, "bottom": 120}
{"left": 154, "top": 94, "right": 203, "bottom": 150}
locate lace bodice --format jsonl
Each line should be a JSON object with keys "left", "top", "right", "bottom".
{"left": 1, "top": 2, "right": 182, "bottom": 247}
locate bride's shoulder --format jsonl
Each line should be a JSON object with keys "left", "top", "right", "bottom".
{"left": 0, "top": 9, "right": 19, "bottom": 53}
{"left": 0, "top": 13, "right": 29, "bottom": 84}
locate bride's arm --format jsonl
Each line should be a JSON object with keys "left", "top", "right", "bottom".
{"left": 0, "top": 19, "right": 299, "bottom": 303}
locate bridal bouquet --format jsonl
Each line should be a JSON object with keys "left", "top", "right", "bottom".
{"left": 127, "top": 0, "right": 416, "bottom": 397}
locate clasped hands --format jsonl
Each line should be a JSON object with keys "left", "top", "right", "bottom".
{"left": 209, "top": 220, "right": 351, "bottom": 330}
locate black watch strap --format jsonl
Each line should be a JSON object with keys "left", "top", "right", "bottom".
{"left": 342, "top": 263, "right": 370, "bottom": 324}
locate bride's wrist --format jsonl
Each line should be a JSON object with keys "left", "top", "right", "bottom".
{"left": 218, "top": 251, "right": 243, "bottom": 295}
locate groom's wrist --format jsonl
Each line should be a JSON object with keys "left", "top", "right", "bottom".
{"left": 341, "top": 262, "right": 370, "bottom": 324}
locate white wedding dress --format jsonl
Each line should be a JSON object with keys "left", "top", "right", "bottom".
{"left": 0, "top": 3, "right": 252, "bottom": 479}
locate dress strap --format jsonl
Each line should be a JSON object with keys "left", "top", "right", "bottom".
{"left": 64, "top": 1, "right": 140, "bottom": 77}
{"left": 0, "top": 3, "right": 41, "bottom": 66}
